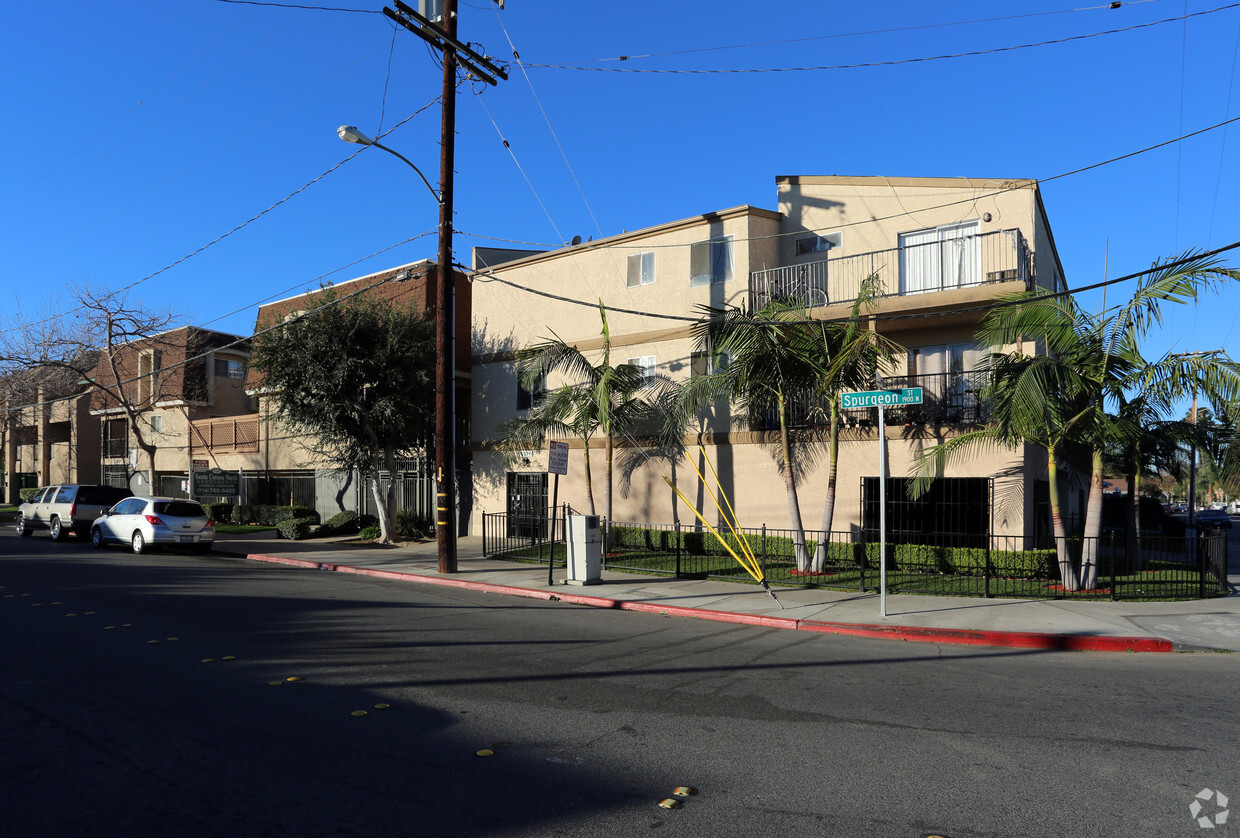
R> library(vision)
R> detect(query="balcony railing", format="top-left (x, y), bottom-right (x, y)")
top-left (750, 371), bottom-right (990, 432)
top-left (191, 415), bottom-right (260, 453)
top-left (750, 229), bottom-right (1031, 310)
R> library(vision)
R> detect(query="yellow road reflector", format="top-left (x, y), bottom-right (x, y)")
top-left (351, 710), bottom-right (368, 717)
top-left (166, 637), bottom-right (179, 641)
top-left (201, 658), bottom-right (216, 663)
top-left (658, 798), bottom-right (680, 809)
top-left (373, 703), bottom-right (390, 709)
top-left (673, 787), bottom-right (694, 797)
top-left (4, 595), bottom-right (13, 598)
top-left (65, 613), bottom-right (78, 617)
top-left (51, 601), bottom-right (62, 605)
top-left (32, 603), bottom-right (43, 607)
top-left (122, 623), bottom-right (133, 627)
top-left (147, 640), bottom-right (160, 644)
top-left (475, 749), bottom-right (494, 757)
top-left (104, 626), bottom-right (116, 630)
top-left (285, 676), bottom-right (301, 682)
top-left (221, 656), bottom-right (236, 660)
top-left (85, 611), bottom-right (96, 615)
top-left (268, 681), bottom-right (284, 686)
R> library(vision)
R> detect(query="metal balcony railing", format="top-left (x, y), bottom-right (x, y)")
top-left (749, 229), bottom-right (1031, 310)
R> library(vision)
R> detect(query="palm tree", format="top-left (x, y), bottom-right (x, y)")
top-left (917, 251), bottom-right (1240, 590)
top-left (501, 304), bottom-right (651, 525)
top-left (680, 299), bottom-right (824, 571)
top-left (806, 275), bottom-right (903, 571)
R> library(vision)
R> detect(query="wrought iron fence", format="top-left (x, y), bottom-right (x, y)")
top-left (482, 507), bottom-right (570, 566)
top-left (482, 514), bottom-right (1228, 601)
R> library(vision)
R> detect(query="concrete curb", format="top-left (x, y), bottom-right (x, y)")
top-left (236, 552), bottom-right (1174, 653)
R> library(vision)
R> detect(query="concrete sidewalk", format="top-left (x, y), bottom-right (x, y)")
top-left (212, 532), bottom-right (1240, 653)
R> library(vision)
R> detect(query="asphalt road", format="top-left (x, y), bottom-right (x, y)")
top-left (2, 531), bottom-right (1237, 837)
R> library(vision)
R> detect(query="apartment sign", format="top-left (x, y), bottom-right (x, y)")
top-left (193, 467), bottom-right (239, 496)
top-left (840, 387), bottom-right (924, 409)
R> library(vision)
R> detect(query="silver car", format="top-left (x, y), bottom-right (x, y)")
top-left (91, 496), bottom-right (216, 554)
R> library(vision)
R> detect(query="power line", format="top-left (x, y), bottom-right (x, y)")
top-left (207, 0), bottom-right (381, 12)
top-left (527, 3), bottom-right (1240, 74)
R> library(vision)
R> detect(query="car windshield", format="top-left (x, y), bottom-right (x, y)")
top-left (153, 501), bottom-right (206, 517)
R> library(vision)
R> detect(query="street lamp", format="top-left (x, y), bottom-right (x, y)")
top-left (337, 124), bottom-right (458, 574)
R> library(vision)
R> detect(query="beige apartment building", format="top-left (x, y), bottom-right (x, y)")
top-left (470, 175), bottom-right (1074, 544)
top-left (3, 366), bottom-right (101, 501)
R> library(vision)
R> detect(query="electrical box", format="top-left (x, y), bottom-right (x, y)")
top-left (566, 515), bottom-right (602, 586)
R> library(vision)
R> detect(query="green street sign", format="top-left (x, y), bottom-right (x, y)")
top-left (193, 468), bottom-right (240, 496)
top-left (840, 387), bottom-right (924, 409)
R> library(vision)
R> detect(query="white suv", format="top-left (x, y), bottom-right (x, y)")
top-left (16, 484), bottom-right (134, 541)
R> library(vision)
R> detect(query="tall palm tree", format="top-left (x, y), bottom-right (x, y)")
top-left (918, 252), bottom-right (1240, 590)
top-left (680, 299), bottom-right (824, 571)
top-left (807, 275), bottom-right (904, 571)
top-left (503, 304), bottom-right (650, 524)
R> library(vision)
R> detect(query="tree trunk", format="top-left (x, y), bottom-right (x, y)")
top-left (1047, 452), bottom-right (1079, 591)
top-left (367, 462), bottom-right (395, 543)
top-left (777, 395), bottom-right (810, 571)
top-left (1079, 449), bottom-right (1105, 590)
top-left (581, 436), bottom-right (596, 515)
top-left (810, 401), bottom-right (840, 573)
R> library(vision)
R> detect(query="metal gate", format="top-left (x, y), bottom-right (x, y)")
top-left (506, 472), bottom-right (548, 538)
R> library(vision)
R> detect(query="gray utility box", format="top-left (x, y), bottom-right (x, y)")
top-left (565, 514), bottom-right (602, 586)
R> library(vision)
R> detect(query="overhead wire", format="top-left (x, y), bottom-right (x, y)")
top-left (526, 3), bottom-right (1240, 74)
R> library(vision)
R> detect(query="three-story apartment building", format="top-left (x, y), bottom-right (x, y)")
top-left (470, 175), bottom-right (1072, 544)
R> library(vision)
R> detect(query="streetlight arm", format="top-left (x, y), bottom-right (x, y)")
top-left (370, 140), bottom-right (443, 205)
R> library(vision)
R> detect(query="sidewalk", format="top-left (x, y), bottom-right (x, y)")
top-left (213, 532), bottom-right (1240, 653)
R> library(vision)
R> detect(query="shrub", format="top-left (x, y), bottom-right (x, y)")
top-left (394, 508), bottom-right (432, 539)
top-left (944, 546), bottom-right (1059, 579)
top-left (276, 515), bottom-right (317, 541)
top-left (359, 524), bottom-right (381, 541)
top-left (202, 503), bottom-right (232, 523)
top-left (318, 509), bottom-right (361, 537)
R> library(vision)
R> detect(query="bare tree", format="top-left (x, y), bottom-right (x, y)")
top-left (0, 283), bottom-right (181, 490)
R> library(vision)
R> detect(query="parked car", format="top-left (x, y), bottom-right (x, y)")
top-left (1170, 503), bottom-right (1189, 514)
top-left (16, 484), bottom-right (134, 541)
top-left (90, 496), bottom-right (216, 554)
top-left (1197, 508), bottom-right (1233, 529)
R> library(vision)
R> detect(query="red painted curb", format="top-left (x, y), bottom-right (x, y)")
top-left (237, 552), bottom-right (1174, 652)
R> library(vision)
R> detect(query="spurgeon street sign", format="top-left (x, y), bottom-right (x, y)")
top-left (192, 468), bottom-right (239, 496)
top-left (840, 387), bottom-right (924, 409)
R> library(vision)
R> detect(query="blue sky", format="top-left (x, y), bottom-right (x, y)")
top-left (3, 0), bottom-right (1239, 414)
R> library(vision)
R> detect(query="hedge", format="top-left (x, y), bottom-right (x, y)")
top-left (276, 516), bottom-right (318, 541)
top-left (19, 488), bottom-right (41, 503)
top-left (228, 504), bottom-right (319, 527)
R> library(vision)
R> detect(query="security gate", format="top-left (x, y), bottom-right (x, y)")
top-left (506, 472), bottom-right (547, 538)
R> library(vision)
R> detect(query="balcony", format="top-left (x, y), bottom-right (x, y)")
top-left (750, 371), bottom-right (990, 432)
top-left (191, 415), bottom-right (260, 454)
top-left (750, 229), bottom-right (1031, 310)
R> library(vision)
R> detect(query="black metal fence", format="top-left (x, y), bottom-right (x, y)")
top-left (481, 512), bottom-right (1229, 601)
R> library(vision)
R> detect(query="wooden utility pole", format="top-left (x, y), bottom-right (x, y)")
top-left (383, 0), bottom-right (507, 573)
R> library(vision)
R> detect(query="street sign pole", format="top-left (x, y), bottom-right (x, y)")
top-left (878, 377), bottom-right (888, 618)
top-left (840, 386), bottom-right (924, 619)
top-left (547, 441), bottom-right (569, 585)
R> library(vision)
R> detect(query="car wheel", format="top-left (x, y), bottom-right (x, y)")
top-left (49, 517), bottom-right (64, 542)
top-left (131, 531), bottom-right (147, 555)
top-left (16, 515), bottom-right (31, 537)
top-left (91, 527), bottom-right (106, 549)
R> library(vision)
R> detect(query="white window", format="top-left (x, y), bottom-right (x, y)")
top-left (626, 251), bottom-right (655, 287)
top-left (627, 355), bottom-right (656, 389)
top-left (690, 236), bottom-right (733, 287)
top-left (910, 343), bottom-right (983, 376)
top-left (898, 221), bottom-right (981, 294)
top-left (150, 415), bottom-right (163, 434)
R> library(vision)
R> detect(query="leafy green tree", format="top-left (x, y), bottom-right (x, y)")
top-left (249, 286), bottom-right (436, 543)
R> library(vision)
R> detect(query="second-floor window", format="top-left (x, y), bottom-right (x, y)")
top-left (627, 355), bottom-right (656, 389)
top-left (516, 373), bottom-right (548, 410)
top-left (690, 236), bottom-right (733, 287)
top-left (103, 418), bottom-right (128, 458)
top-left (626, 251), bottom-right (655, 287)
top-left (214, 359), bottom-right (245, 379)
top-left (899, 221), bottom-right (981, 294)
